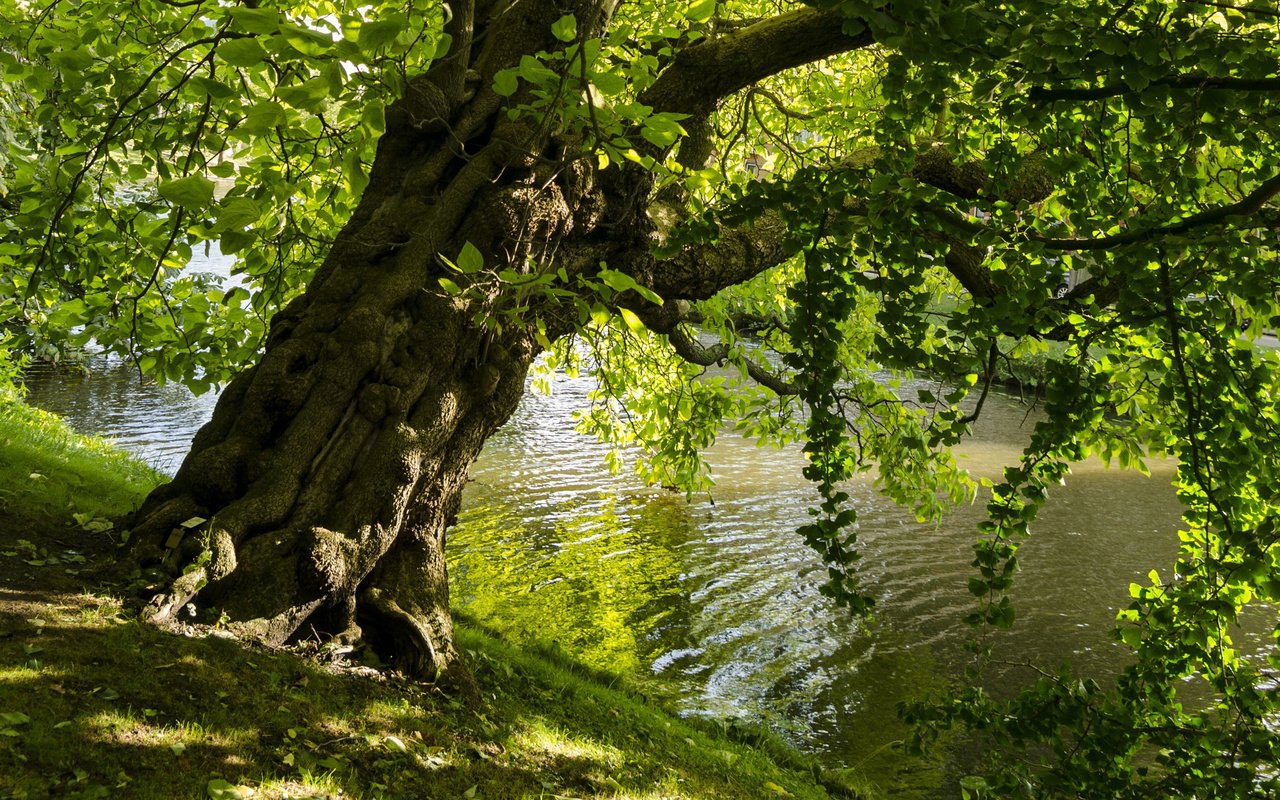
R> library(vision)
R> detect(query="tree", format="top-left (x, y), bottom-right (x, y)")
top-left (3, 0), bottom-right (1279, 794)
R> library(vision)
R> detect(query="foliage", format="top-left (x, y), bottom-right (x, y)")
top-left (0, 0), bottom-right (433, 388)
top-left (3, 0), bottom-right (1280, 795)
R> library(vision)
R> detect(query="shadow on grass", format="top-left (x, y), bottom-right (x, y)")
top-left (0, 591), bottom-right (840, 800)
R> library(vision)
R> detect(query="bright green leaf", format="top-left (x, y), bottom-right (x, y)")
top-left (493, 69), bottom-right (519, 97)
top-left (217, 38), bottom-right (268, 68)
top-left (457, 241), bottom-right (484, 274)
top-left (619, 307), bottom-right (645, 332)
top-left (551, 14), bottom-right (577, 42)
top-left (158, 176), bottom-right (215, 209)
top-left (228, 8), bottom-right (279, 34)
top-left (592, 70), bottom-right (626, 96)
top-left (686, 0), bottom-right (716, 24)
top-left (358, 16), bottom-right (407, 53)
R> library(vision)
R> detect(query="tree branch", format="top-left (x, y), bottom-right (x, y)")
top-left (646, 205), bottom-right (793, 301)
top-left (1028, 73), bottom-right (1280, 104)
top-left (641, 303), bottom-right (798, 396)
top-left (638, 8), bottom-right (874, 117)
top-left (1032, 172), bottom-right (1280, 251)
top-left (1196, 1), bottom-right (1280, 18)
top-left (646, 145), bottom-right (1053, 304)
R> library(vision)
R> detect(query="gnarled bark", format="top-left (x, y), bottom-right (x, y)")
top-left (125, 191), bottom-right (542, 681)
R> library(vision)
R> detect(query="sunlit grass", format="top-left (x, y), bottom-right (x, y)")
top-left (82, 709), bottom-right (249, 753)
top-left (511, 717), bottom-right (626, 764)
top-left (1, 586), bottom-right (855, 799)
top-left (0, 383), bottom-right (164, 523)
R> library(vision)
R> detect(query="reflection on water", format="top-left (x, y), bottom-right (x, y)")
top-left (448, 374), bottom-right (1187, 792)
top-left (22, 356), bottom-right (218, 474)
top-left (21, 356), bottom-right (1193, 796)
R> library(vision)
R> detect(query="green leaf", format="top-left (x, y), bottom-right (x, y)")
top-left (241, 100), bottom-right (288, 135)
top-left (228, 8), bottom-right (280, 34)
top-left (383, 735), bottom-right (408, 752)
top-left (597, 269), bottom-right (638, 293)
top-left (517, 54), bottom-right (558, 85)
top-left (220, 230), bottom-right (256, 255)
top-left (158, 176), bottom-right (215, 209)
top-left (49, 47), bottom-right (93, 72)
top-left (619, 307), bottom-right (645, 332)
top-left (591, 70), bottom-right (626, 97)
top-left (430, 33), bottom-right (453, 61)
top-left (493, 69), bottom-right (519, 97)
top-left (278, 23), bottom-right (333, 57)
top-left (598, 269), bottom-right (662, 304)
top-left (358, 16), bottom-right (407, 53)
top-left (361, 100), bottom-right (386, 134)
top-left (686, 0), bottom-right (716, 24)
top-left (551, 14), bottom-right (577, 42)
top-left (189, 76), bottom-right (237, 100)
top-left (214, 197), bottom-right (260, 230)
top-left (276, 78), bottom-right (330, 111)
top-left (206, 778), bottom-right (251, 799)
top-left (640, 114), bottom-right (684, 147)
top-left (457, 241), bottom-right (484, 274)
top-left (217, 38), bottom-right (268, 68)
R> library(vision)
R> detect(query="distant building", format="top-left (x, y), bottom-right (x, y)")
top-left (743, 144), bottom-right (774, 179)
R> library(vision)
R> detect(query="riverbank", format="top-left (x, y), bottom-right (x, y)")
top-left (0, 387), bottom-right (862, 800)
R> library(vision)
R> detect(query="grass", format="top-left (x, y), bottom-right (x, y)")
top-left (0, 385), bottom-right (866, 800)
top-left (0, 382), bottom-right (165, 526)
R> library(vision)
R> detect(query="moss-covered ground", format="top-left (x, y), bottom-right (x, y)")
top-left (0, 387), bottom-right (864, 800)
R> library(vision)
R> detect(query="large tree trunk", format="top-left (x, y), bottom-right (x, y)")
top-left (125, 205), bottom-right (541, 682)
top-left (123, 0), bottom-right (630, 685)
top-left (118, 0), bottom-right (856, 685)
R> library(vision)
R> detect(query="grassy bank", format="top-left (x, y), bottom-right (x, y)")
top-left (0, 384), bottom-right (165, 527)
top-left (0, 387), bottom-right (860, 800)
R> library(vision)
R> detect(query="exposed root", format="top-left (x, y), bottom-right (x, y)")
top-left (142, 566), bottom-right (207, 626)
top-left (359, 587), bottom-right (478, 700)
top-left (362, 587), bottom-right (439, 676)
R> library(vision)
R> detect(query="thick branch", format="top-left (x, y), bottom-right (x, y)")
top-left (647, 205), bottom-right (793, 301)
top-left (435, 0), bottom-right (475, 102)
top-left (638, 8), bottom-right (873, 117)
top-left (1198, 1), bottom-right (1280, 18)
top-left (641, 303), bottom-right (797, 396)
top-left (1028, 73), bottom-right (1280, 104)
top-left (943, 240), bottom-right (1001, 300)
top-left (646, 145), bottom-right (1054, 309)
top-left (1032, 172), bottom-right (1280, 251)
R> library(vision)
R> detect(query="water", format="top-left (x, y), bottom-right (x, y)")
top-left (22, 358), bottom-right (218, 474)
top-left (20, 354), bottom-right (1201, 794)
top-left (450, 370), bottom-right (1187, 793)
